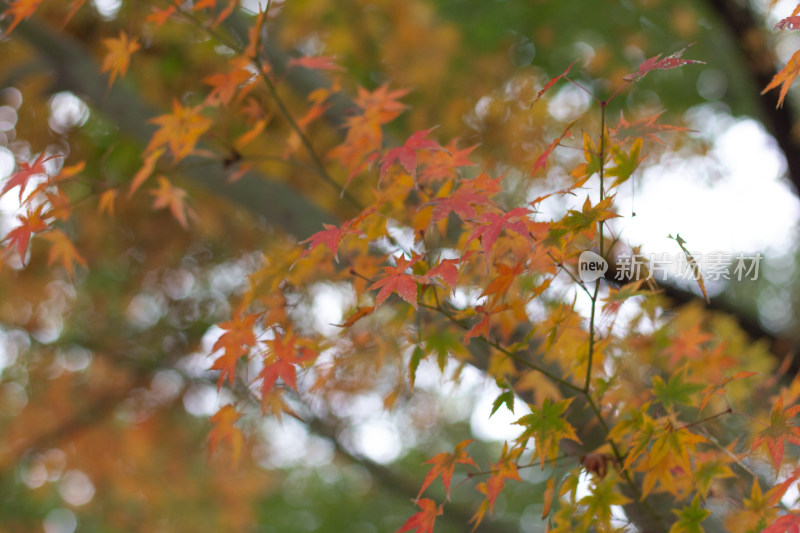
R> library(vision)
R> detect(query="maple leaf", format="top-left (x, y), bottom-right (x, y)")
top-left (469, 443), bottom-right (522, 530)
top-left (145, 5), bottom-right (176, 27)
top-left (425, 258), bottom-right (459, 289)
top-left (662, 323), bottom-right (714, 365)
top-left (150, 176), bottom-right (190, 228)
top-left (428, 186), bottom-right (493, 223)
top-left (208, 404), bottom-right (244, 466)
top-left (355, 84), bottom-right (409, 124)
top-left (578, 474), bottom-right (632, 530)
top-left (623, 44), bottom-right (705, 82)
top-left (380, 128), bottom-right (445, 185)
top-left (97, 189), bottom-right (116, 216)
top-left (481, 261), bottom-right (524, 300)
top-left (2, 0), bottom-right (43, 36)
top-left (101, 31), bottom-right (141, 89)
top-left (775, 16), bottom-right (800, 30)
top-left (416, 139), bottom-right (476, 183)
top-left (763, 49), bottom-right (800, 109)
top-left (530, 59), bottom-right (578, 107)
top-left (203, 63), bottom-right (255, 106)
top-left (558, 196), bottom-right (619, 235)
top-left (146, 100), bottom-right (213, 162)
top-left (515, 397), bottom-right (581, 468)
top-left (299, 208), bottom-right (372, 260)
top-left (211, 313), bottom-right (258, 387)
top-left (40, 229), bottom-right (87, 277)
top-left (531, 121), bottom-right (574, 176)
top-left (611, 111), bottom-right (692, 144)
top-left (763, 514), bottom-right (800, 533)
top-left (669, 233), bottom-right (709, 303)
top-left (669, 496), bottom-right (710, 533)
top-left (129, 148), bottom-right (164, 197)
top-left (466, 207), bottom-right (533, 254)
top-left (751, 397), bottom-right (800, 469)
top-left (607, 137), bottom-right (645, 188)
top-left (417, 439), bottom-right (477, 500)
top-left (4, 204), bottom-right (50, 260)
top-left (260, 330), bottom-right (316, 396)
top-left (647, 421), bottom-right (706, 477)
top-left (2, 153), bottom-right (59, 202)
top-left (396, 498), bottom-right (442, 533)
top-left (367, 254), bottom-right (426, 308)
top-left (288, 55), bottom-right (344, 71)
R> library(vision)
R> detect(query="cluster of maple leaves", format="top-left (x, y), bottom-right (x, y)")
top-left (7, 0), bottom-right (800, 532)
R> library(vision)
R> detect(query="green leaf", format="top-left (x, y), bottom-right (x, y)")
top-left (491, 390), bottom-right (515, 417)
top-left (652, 373), bottom-right (704, 410)
top-left (409, 346), bottom-right (425, 389)
top-left (669, 495), bottom-right (711, 533)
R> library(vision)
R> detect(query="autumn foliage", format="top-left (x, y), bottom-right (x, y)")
top-left (4, 1), bottom-right (800, 532)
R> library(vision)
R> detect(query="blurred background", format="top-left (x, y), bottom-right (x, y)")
top-left (1, 0), bottom-right (800, 531)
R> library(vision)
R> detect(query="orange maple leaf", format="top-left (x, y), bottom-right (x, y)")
top-left (470, 443), bottom-right (522, 530)
top-left (763, 49), bottom-right (800, 109)
top-left (417, 439), bottom-right (477, 500)
top-left (150, 176), bottom-right (190, 228)
top-left (211, 313), bottom-right (258, 387)
top-left (396, 498), bottom-right (442, 533)
top-left (208, 404), bottom-right (244, 466)
top-left (2, 0), bottom-right (43, 36)
top-left (380, 128), bottom-right (445, 185)
top-left (40, 229), bottom-right (87, 277)
top-left (752, 397), bottom-right (800, 469)
top-left (260, 330), bottom-right (316, 396)
top-left (101, 31), bottom-right (141, 89)
top-left (146, 100), bottom-right (213, 162)
top-left (203, 61), bottom-right (255, 107)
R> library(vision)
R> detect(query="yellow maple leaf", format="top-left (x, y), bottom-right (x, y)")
top-left (208, 404), bottom-right (244, 467)
top-left (762, 49), bottom-right (800, 109)
top-left (146, 101), bottom-right (213, 162)
top-left (98, 189), bottom-right (116, 216)
top-left (41, 228), bottom-right (87, 277)
top-left (100, 31), bottom-right (141, 89)
top-left (150, 176), bottom-right (190, 228)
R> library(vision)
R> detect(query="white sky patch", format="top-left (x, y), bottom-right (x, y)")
top-left (618, 117), bottom-right (799, 257)
top-left (91, 0), bottom-right (122, 20)
top-left (470, 381), bottom-right (531, 441)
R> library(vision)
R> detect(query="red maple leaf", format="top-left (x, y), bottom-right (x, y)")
top-left (752, 397), bottom-right (800, 469)
top-left (396, 498), bottom-right (442, 533)
top-left (4, 203), bottom-right (51, 260)
top-left (380, 128), bottom-right (445, 184)
top-left (530, 59), bottom-right (579, 107)
top-left (417, 439), bottom-right (477, 499)
top-left (300, 208), bottom-right (372, 260)
top-left (763, 513), bottom-right (800, 533)
top-left (425, 258), bottom-right (460, 289)
top-left (2, 153), bottom-right (59, 201)
top-left (429, 187), bottom-right (492, 222)
top-left (531, 122), bottom-right (574, 175)
top-left (466, 207), bottom-right (533, 254)
top-left (624, 45), bottom-right (705, 82)
top-left (775, 16), bottom-right (800, 30)
top-left (610, 111), bottom-right (692, 144)
top-left (368, 254), bottom-right (426, 308)
top-left (260, 330), bottom-right (316, 395)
